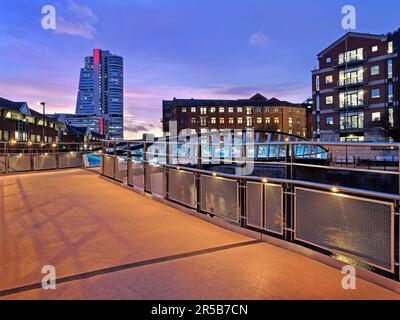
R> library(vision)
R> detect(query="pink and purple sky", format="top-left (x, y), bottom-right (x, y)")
top-left (1, 0), bottom-right (399, 138)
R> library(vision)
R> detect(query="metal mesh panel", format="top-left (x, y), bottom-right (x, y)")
top-left (200, 175), bottom-right (238, 221)
top-left (129, 161), bottom-right (144, 189)
top-left (265, 184), bottom-right (283, 234)
top-left (58, 154), bottom-right (82, 168)
top-left (168, 169), bottom-right (196, 208)
top-left (246, 182), bottom-right (262, 228)
top-left (146, 164), bottom-right (164, 197)
top-left (114, 157), bottom-right (128, 183)
top-left (102, 156), bottom-right (115, 178)
top-left (295, 188), bottom-right (394, 271)
top-left (8, 155), bottom-right (31, 172)
top-left (33, 155), bottom-right (57, 171)
top-left (0, 156), bottom-right (5, 173)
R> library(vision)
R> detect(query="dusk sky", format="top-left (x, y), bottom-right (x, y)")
top-left (1, 0), bottom-right (400, 138)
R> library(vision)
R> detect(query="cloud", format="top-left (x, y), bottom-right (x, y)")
top-left (249, 30), bottom-right (268, 46)
top-left (54, 0), bottom-right (98, 39)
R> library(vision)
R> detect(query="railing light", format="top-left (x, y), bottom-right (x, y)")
top-left (52, 143), bottom-right (57, 148)
top-left (10, 140), bottom-right (16, 145)
top-left (44, 153), bottom-right (48, 156)
top-left (212, 172), bottom-right (217, 177)
top-left (331, 187), bottom-right (339, 193)
top-left (19, 153), bottom-right (23, 157)
top-left (262, 178), bottom-right (268, 183)
top-left (177, 166), bottom-right (181, 170)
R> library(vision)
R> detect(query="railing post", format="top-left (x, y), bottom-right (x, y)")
top-left (143, 141), bottom-right (148, 193)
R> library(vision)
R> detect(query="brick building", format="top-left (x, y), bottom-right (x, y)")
top-left (312, 30), bottom-right (400, 141)
top-left (0, 97), bottom-right (58, 145)
top-left (162, 94), bottom-right (308, 138)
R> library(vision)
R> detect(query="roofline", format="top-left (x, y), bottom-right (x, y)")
top-left (317, 31), bottom-right (388, 57)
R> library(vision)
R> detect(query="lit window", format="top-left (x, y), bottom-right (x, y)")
top-left (228, 107), bottom-right (234, 113)
top-left (237, 117), bottom-right (243, 124)
top-left (288, 117), bottom-right (293, 125)
top-left (274, 107), bottom-right (279, 113)
top-left (257, 117), bottom-right (262, 124)
top-left (388, 41), bottom-right (393, 54)
top-left (265, 117), bottom-right (270, 124)
top-left (288, 129), bottom-right (293, 134)
top-left (372, 112), bottom-right (381, 122)
top-left (210, 107), bottom-right (216, 113)
top-left (326, 116), bottom-right (334, 125)
top-left (256, 107), bottom-right (262, 113)
top-left (326, 57), bottom-right (332, 63)
top-left (237, 107), bottom-right (243, 113)
top-left (229, 117), bottom-right (234, 124)
top-left (191, 118), bottom-right (196, 124)
top-left (371, 45), bottom-right (378, 52)
top-left (371, 65), bottom-right (380, 76)
top-left (219, 118), bottom-right (225, 124)
top-left (191, 107), bottom-right (196, 113)
top-left (315, 75), bottom-right (320, 91)
top-left (182, 107), bottom-right (187, 113)
top-left (219, 107), bottom-right (225, 113)
top-left (371, 88), bottom-right (381, 98)
top-left (326, 96), bottom-right (333, 104)
top-left (274, 117), bottom-right (279, 124)
top-left (211, 117), bottom-right (216, 124)
top-left (264, 107), bottom-right (270, 112)
top-left (325, 75), bottom-right (333, 84)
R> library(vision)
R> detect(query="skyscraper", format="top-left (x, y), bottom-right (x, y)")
top-left (75, 49), bottom-right (124, 140)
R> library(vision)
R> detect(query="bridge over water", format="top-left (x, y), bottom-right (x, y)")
top-left (1, 133), bottom-right (400, 299)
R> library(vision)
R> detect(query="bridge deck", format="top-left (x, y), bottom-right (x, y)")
top-left (0, 169), bottom-right (399, 300)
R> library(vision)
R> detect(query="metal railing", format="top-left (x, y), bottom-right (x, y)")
top-left (98, 138), bottom-right (400, 282)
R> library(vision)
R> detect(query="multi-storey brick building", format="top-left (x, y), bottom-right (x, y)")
top-left (162, 94), bottom-right (308, 138)
top-left (312, 30), bottom-right (400, 141)
top-left (0, 97), bottom-right (58, 144)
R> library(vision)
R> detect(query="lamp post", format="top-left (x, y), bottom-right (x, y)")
top-left (37, 102), bottom-right (45, 144)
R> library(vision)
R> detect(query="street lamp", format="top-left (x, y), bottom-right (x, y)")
top-left (37, 102), bottom-right (46, 144)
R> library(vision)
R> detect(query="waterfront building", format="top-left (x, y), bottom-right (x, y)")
top-left (162, 94), bottom-right (308, 138)
top-left (312, 29), bottom-right (400, 141)
top-left (0, 97), bottom-right (58, 144)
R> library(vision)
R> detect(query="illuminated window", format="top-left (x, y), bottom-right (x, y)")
top-left (228, 117), bottom-right (234, 124)
top-left (371, 65), bottom-right (380, 76)
top-left (182, 107), bottom-right (187, 113)
top-left (237, 117), bottom-right (243, 124)
top-left (228, 107), bottom-right (234, 113)
top-left (326, 116), bottom-right (334, 125)
top-left (372, 112), bottom-right (381, 122)
top-left (219, 107), bottom-right (225, 113)
top-left (191, 107), bottom-right (196, 113)
top-left (388, 41), bottom-right (393, 54)
top-left (326, 96), bottom-right (333, 104)
top-left (288, 117), bottom-right (293, 125)
top-left (237, 107), bottom-right (243, 113)
top-left (274, 117), bottom-right (279, 124)
top-left (265, 117), bottom-right (270, 123)
top-left (257, 117), bottom-right (262, 123)
top-left (325, 75), bottom-right (333, 84)
top-left (371, 45), bottom-right (378, 52)
top-left (210, 107), bottom-right (216, 113)
top-left (211, 117), bottom-right (216, 124)
top-left (220, 118), bottom-right (225, 124)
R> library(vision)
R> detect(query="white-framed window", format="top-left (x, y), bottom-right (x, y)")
top-left (326, 96), bottom-right (333, 104)
top-left (191, 107), bottom-right (196, 113)
top-left (228, 117), bottom-right (234, 124)
top-left (371, 88), bottom-right (381, 98)
top-left (220, 118), bottom-right (225, 124)
top-left (371, 45), bottom-right (378, 52)
top-left (219, 107), bottom-right (225, 113)
top-left (325, 75), bottom-right (333, 84)
top-left (265, 117), bottom-right (270, 123)
top-left (388, 41), bottom-right (393, 54)
top-left (288, 117), bottom-right (293, 125)
top-left (326, 116), bottom-right (334, 125)
top-left (257, 117), bottom-right (262, 124)
top-left (274, 117), bottom-right (279, 124)
top-left (182, 107), bottom-right (187, 113)
top-left (371, 65), bottom-right (380, 76)
top-left (237, 117), bottom-right (243, 124)
top-left (372, 112), bottom-right (381, 122)
top-left (191, 118), bottom-right (196, 124)
top-left (210, 107), bottom-right (216, 113)
top-left (228, 107), bottom-right (234, 113)
top-left (237, 107), bottom-right (243, 113)
top-left (326, 57), bottom-right (332, 63)
top-left (211, 117), bottom-right (216, 124)
top-left (200, 107), bottom-right (207, 115)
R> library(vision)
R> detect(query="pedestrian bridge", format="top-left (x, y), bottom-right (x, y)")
top-left (0, 168), bottom-right (399, 299)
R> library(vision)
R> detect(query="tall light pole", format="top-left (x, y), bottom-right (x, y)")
top-left (37, 102), bottom-right (45, 144)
